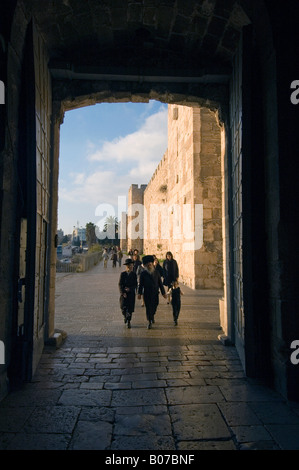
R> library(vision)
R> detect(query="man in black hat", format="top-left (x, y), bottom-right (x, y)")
top-left (138, 255), bottom-right (167, 329)
top-left (118, 258), bottom-right (137, 329)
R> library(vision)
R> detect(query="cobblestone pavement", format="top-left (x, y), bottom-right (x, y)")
top-left (1, 260), bottom-right (299, 451)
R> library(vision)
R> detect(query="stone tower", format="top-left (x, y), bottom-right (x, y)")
top-left (127, 184), bottom-right (147, 254)
top-left (119, 211), bottom-right (127, 253)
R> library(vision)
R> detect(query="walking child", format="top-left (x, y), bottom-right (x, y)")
top-left (169, 280), bottom-right (183, 326)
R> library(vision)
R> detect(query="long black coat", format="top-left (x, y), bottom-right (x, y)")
top-left (119, 270), bottom-right (137, 314)
top-left (162, 258), bottom-right (179, 287)
top-left (154, 262), bottom-right (164, 279)
top-left (152, 268), bottom-right (166, 313)
top-left (152, 269), bottom-right (166, 297)
top-left (133, 259), bottom-right (142, 273)
top-left (138, 269), bottom-right (165, 321)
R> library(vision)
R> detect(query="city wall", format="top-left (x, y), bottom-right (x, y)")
top-left (127, 105), bottom-right (223, 290)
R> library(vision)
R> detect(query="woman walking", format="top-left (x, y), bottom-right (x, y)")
top-left (162, 251), bottom-right (179, 303)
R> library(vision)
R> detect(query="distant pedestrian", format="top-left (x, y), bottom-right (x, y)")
top-left (169, 280), bottom-right (183, 326)
top-left (111, 252), bottom-right (117, 268)
top-left (118, 258), bottom-right (137, 329)
top-left (163, 251), bottom-right (179, 303)
top-left (153, 255), bottom-right (164, 279)
top-left (102, 249), bottom-right (109, 268)
top-left (117, 247), bottom-right (123, 267)
top-left (138, 255), bottom-right (167, 329)
top-left (133, 253), bottom-right (142, 274)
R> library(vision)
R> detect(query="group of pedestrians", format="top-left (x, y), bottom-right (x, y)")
top-left (102, 246), bottom-right (123, 268)
top-left (118, 251), bottom-right (183, 329)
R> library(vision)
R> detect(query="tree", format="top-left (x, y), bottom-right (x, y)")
top-left (103, 216), bottom-right (119, 243)
top-left (85, 222), bottom-right (98, 247)
top-left (61, 235), bottom-right (69, 244)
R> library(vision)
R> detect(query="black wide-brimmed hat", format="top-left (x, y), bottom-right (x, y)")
top-left (142, 255), bottom-right (154, 265)
top-left (123, 258), bottom-right (134, 265)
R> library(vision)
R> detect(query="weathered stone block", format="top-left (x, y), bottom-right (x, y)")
top-left (200, 166), bottom-right (221, 178)
top-left (203, 197), bottom-right (222, 209)
top-left (196, 252), bottom-right (218, 265)
top-left (203, 208), bottom-right (213, 219)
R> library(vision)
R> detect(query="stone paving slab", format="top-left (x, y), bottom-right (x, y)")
top-left (114, 412), bottom-right (173, 437)
top-left (111, 388), bottom-right (167, 407)
top-left (68, 420), bottom-right (113, 450)
top-left (178, 440), bottom-right (237, 450)
top-left (111, 435), bottom-right (176, 451)
top-left (23, 406), bottom-right (80, 434)
top-left (169, 403), bottom-right (231, 440)
top-left (5, 433), bottom-right (71, 450)
top-left (1, 262), bottom-right (299, 451)
top-left (58, 389), bottom-right (112, 406)
top-left (165, 385), bottom-right (225, 404)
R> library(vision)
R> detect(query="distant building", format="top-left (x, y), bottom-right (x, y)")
top-left (72, 227), bottom-right (86, 245)
top-left (57, 228), bottom-right (64, 245)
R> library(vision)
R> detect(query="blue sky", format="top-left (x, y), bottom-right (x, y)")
top-left (58, 100), bottom-right (168, 234)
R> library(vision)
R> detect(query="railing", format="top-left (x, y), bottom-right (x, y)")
top-left (77, 252), bottom-right (102, 272)
top-left (56, 251), bottom-right (102, 273)
top-left (56, 260), bottom-right (78, 273)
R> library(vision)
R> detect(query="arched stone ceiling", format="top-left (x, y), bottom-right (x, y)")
top-left (26, 0), bottom-right (251, 76)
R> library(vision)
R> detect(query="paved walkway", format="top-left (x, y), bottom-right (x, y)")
top-left (1, 260), bottom-right (299, 451)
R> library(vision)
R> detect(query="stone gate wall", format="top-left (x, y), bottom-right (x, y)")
top-left (142, 150), bottom-right (168, 259)
top-left (140, 104), bottom-right (223, 289)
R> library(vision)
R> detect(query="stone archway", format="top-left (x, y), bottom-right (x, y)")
top-left (3, 0), bottom-right (299, 402)
top-left (48, 86), bottom-right (230, 354)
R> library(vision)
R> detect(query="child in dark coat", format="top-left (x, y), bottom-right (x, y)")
top-left (169, 280), bottom-right (183, 326)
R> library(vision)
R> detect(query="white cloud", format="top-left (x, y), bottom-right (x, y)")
top-left (87, 107), bottom-right (168, 164)
top-left (129, 161), bottom-right (158, 179)
top-left (58, 106), bottom-right (168, 232)
top-left (59, 170), bottom-right (123, 204)
top-left (70, 172), bottom-right (85, 185)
